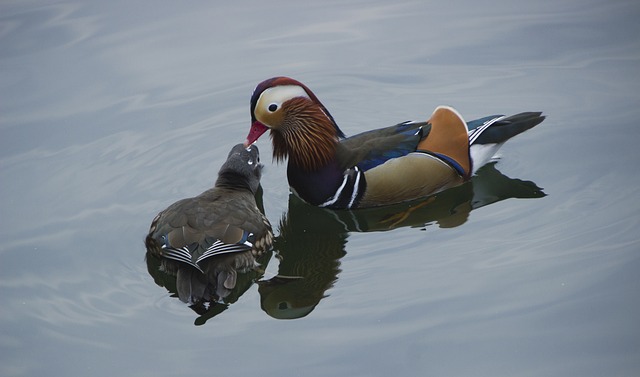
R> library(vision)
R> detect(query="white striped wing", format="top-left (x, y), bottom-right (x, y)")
top-left (160, 246), bottom-right (203, 272)
top-left (195, 239), bottom-right (253, 265)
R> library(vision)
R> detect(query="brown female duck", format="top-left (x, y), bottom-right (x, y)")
top-left (145, 144), bottom-right (273, 303)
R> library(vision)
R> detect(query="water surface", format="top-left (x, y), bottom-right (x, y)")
top-left (1, 1), bottom-right (639, 376)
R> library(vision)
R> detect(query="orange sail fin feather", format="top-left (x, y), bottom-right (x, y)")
top-left (418, 106), bottom-right (472, 178)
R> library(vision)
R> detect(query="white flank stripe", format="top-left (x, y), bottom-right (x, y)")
top-left (320, 173), bottom-right (350, 207)
top-left (347, 167), bottom-right (361, 209)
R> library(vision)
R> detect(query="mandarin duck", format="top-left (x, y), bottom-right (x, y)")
top-left (244, 76), bottom-right (545, 209)
top-left (145, 143), bottom-right (273, 304)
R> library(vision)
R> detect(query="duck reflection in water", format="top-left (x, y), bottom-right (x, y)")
top-left (259, 162), bottom-right (545, 320)
top-left (146, 160), bottom-right (544, 324)
top-left (144, 144), bottom-right (274, 325)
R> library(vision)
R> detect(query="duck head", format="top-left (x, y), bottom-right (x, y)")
top-left (216, 143), bottom-right (263, 194)
top-left (245, 77), bottom-right (346, 171)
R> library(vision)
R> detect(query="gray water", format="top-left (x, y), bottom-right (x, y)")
top-left (1, 1), bottom-right (639, 376)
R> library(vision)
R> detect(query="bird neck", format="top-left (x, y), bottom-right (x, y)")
top-left (272, 98), bottom-right (342, 172)
top-left (214, 172), bottom-right (256, 194)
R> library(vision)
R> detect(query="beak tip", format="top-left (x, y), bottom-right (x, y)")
top-left (245, 121), bottom-right (269, 148)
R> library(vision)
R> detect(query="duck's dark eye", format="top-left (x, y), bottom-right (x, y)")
top-left (268, 103), bottom-right (278, 112)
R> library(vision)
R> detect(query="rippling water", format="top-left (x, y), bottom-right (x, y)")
top-left (1, 0), bottom-right (639, 376)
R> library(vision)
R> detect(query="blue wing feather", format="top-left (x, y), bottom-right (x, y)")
top-left (341, 121), bottom-right (426, 171)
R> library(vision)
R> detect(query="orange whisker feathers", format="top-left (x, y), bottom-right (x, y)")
top-left (271, 98), bottom-right (339, 171)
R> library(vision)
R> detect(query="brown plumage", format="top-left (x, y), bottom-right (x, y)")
top-left (145, 144), bottom-right (273, 304)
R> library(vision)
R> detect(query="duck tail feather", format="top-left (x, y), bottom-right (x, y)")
top-left (470, 112), bottom-right (545, 146)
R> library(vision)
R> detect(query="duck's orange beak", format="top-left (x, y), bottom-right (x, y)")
top-left (244, 121), bottom-right (269, 147)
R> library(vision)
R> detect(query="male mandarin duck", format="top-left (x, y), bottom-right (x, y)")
top-left (244, 76), bottom-right (545, 209)
top-left (145, 144), bottom-right (273, 304)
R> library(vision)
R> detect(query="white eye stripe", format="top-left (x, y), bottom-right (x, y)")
top-left (258, 85), bottom-right (310, 111)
